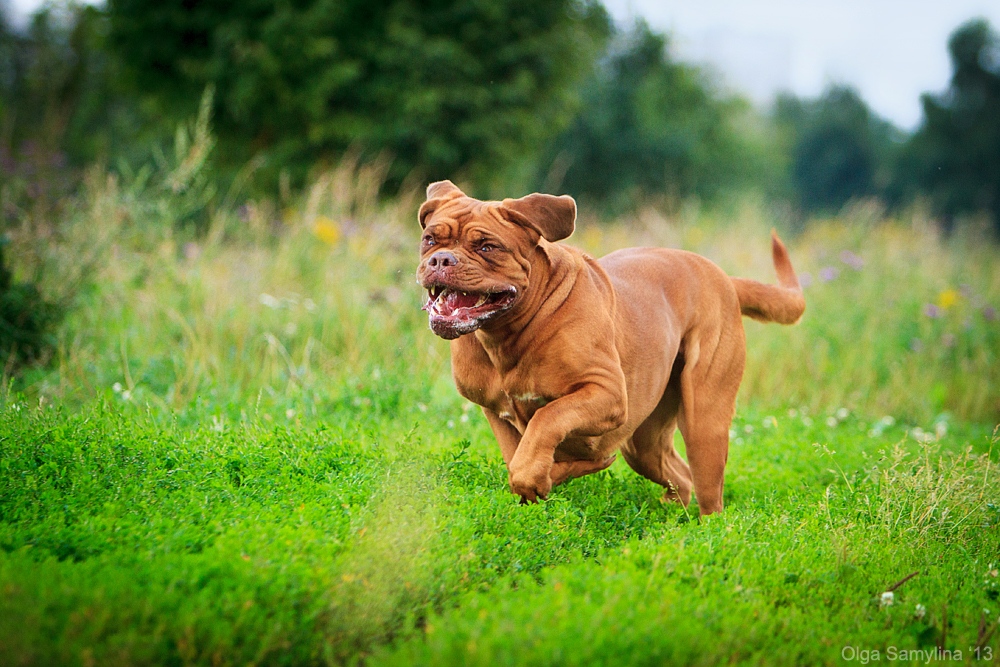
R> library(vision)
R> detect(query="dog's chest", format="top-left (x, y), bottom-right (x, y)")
top-left (457, 369), bottom-right (551, 433)
top-left (494, 388), bottom-right (550, 433)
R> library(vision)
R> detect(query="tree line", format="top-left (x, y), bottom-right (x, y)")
top-left (1, 0), bottom-right (999, 234)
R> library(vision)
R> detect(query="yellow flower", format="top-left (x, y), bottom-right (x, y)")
top-left (313, 216), bottom-right (340, 245)
top-left (937, 289), bottom-right (959, 311)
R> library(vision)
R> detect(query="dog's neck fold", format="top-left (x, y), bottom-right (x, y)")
top-left (473, 240), bottom-right (583, 367)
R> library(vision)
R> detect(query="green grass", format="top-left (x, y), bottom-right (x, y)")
top-left (1, 157), bottom-right (999, 664)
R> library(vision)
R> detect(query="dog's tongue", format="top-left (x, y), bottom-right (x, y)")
top-left (440, 290), bottom-right (480, 315)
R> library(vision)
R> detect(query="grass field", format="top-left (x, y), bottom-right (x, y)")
top-left (1, 159), bottom-right (999, 665)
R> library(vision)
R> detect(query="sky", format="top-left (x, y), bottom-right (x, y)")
top-left (602, 0), bottom-right (1000, 130)
top-left (7, 0), bottom-right (1000, 131)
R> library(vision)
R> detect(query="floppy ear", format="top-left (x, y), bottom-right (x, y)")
top-left (500, 193), bottom-right (577, 242)
top-left (418, 180), bottom-right (465, 228)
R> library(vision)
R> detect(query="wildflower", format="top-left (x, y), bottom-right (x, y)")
top-left (112, 382), bottom-right (123, 393)
top-left (819, 267), bottom-right (839, 282)
top-left (826, 416), bottom-right (839, 427)
top-left (743, 424), bottom-right (754, 434)
top-left (881, 591), bottom-right (895, 607)
top-left (121, 390), bottom-right (132, 401)
top-left (286, 409), bottom-right (295, 419)
top-left (835, 407), bottom-right (849, 420)
top-left (839, 250), bottom-right (864, 270)
top-left (259, 293), bottom-right (281, 309)
top-left (915, 603), bottom-right (926, 619)
top-left (941, 333), bottom-right (956, 348)
top-left (937, 289), bottom-right (960, 310)
top-left (985, 306), bottom-right (997, 322)
top-left (922, 303), bottom-right (941, 318)
top-left (313, 216), bottom-right (341, 245)
top-left (909, 338), bottom-right (923, 352)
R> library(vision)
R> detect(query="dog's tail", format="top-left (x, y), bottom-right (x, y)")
top-left (730, 230), bottom-right (805, 325)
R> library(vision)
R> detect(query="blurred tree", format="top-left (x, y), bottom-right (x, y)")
top-left (0, 3), bottom-right (139, 167)
top-left (537, 21), bottom-right (772, 211)
top-left (107, 0), bottom-right (610, 190)
top-left (774, 85), bottom-right (899, 214)
top-left (896, 18), bottom-right (1000, 234)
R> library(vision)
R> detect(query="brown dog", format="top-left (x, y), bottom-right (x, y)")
top-left (416, 181), bottom-right (805, 515)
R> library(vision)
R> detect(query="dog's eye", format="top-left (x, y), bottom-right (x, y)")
top-left (479, 243), bottom-right (499, 253)
top-left (422, 235), bottom-right (435, 247)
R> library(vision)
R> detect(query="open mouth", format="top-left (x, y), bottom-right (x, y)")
top-left (422, 285), bottom-right (517, 339)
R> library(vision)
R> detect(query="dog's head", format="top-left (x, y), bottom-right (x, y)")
top-left (416, 180), bottom-right (576, 340)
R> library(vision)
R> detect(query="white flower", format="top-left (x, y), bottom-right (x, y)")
top-left (915, 603), bottom-right (926, 619)
top-left (112, 382), bottom-right (123, 393)
top-left (826, 416), bottom-right (839, 427)
top-left (880, 591), bottom-right (895, 607)
top-left (836, 408), bottom-right (850, 420)
top-left (121, 390), bottom-right (132, 401)
top-left (259, 293), bottom-right (281, 308)
top-left (286, 409), bottom-right (295, 419)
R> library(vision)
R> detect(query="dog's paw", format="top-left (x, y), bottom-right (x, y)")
top-left (508, 463), bottom-right (553, 504)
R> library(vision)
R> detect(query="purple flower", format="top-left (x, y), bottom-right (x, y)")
top-left (960, 284), bottom-right (974, 298)
top-left (839, 250), bottom-right (864, 270)
top-left (819, 267), bottom-right (839, 282)
top-left (799, 272), bottom-right (813, 288)
top-left (909, 338), bottom-right (923, 352)
top-left (941, 333), bottom-right (956, 348)
top-left (923, 303), bottom-right (941, 318)
top-left (985, 306), bottom-right (997, 322)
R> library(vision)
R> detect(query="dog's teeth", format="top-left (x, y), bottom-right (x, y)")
top-left (475, 294), bottom-right (487, 307)
top-left (461, 291), bottom-right (469, 297)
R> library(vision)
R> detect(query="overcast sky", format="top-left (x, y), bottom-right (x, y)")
top-left (8, 0), bottom-right (1000, 130)
top-left (602, 0), bottom-right (1000, 130)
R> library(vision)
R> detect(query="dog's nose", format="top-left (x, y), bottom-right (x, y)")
top-left (428, 251), bottom-right (458, 268)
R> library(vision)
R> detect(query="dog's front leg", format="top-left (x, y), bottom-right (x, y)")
top-left (481, 407), bottom-right (521, 465)
top-left (507, 384), bottom-right (626, 503)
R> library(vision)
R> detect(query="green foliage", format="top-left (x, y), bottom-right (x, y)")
top-left (106, 0), bottom-right (611, 190)
top-left (0, 240), bottom-right (61, 368)
top-left (774, 86), bottom-right (900, 214)
top-left (540, 21), bottom-right (772, 211)
top-left (1, 400), bottom-right (996, 664)
top-left (897, 19), bottom-right (1000, 235)
top-left (0, 154), bottom-right (997, 663)
top-left (0, 3), bottom-right (141, 167)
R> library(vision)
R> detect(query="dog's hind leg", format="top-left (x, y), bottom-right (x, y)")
top-left (621, 382), bottom-right (693, 506)
top-left (676, 327), bottom-right (745, 516)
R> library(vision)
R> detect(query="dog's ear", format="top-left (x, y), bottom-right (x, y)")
top-left (500, 193), bottom-right (576, 242)
top-left (418, 180), bottom-right (465, 228)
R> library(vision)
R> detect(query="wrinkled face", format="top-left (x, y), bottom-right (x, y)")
top-left (416, 198), bottom-right (534, 340)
